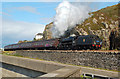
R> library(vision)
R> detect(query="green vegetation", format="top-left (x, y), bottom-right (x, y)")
top-left (1, 51), bottom-right (23, 57)
top-left (2, 51), bottom-right (14, 55)
top-left (18, 40), bottom-right (32, 43)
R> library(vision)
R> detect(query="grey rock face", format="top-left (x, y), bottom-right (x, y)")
top-left (93, 18), bottom-right (98, 24)
top-left (99, 17), bottom-right (104, 20)
top-left (77, 28), bottom-right (88, 35)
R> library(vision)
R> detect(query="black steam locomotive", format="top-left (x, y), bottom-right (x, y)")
top-left (4, 35), bottom-right (102, 51)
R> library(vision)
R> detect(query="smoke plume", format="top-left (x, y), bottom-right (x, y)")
top-left (51, 1), bottom-right (90, 38)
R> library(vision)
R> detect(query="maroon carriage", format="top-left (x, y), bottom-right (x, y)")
top-left (4, 39), bottom-right (60, 51)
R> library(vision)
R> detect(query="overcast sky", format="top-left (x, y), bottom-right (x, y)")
top-left (0, 0), bottom-right (119, 48)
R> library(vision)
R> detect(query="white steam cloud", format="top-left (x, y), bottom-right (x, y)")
top-left (51, 1), bottom-right (90, 38)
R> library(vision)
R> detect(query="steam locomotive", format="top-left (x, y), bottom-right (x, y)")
top-left (4, 35), bottom-right (102, 51)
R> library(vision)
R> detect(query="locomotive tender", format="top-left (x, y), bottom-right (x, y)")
top-left (4, 35), bottom-right (102, 51)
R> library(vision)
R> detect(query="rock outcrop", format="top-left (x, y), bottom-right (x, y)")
top-left (43, 22), bottom-right (53, 40)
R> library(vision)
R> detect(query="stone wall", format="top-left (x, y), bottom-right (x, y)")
top-left (13, 50), bottom-right (120, 71)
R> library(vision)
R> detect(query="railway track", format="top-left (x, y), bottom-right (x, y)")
top-left (14, 50), bottom-right (120, 53)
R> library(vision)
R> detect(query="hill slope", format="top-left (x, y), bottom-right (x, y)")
top-left (43, 3), bottom-right (120, 49)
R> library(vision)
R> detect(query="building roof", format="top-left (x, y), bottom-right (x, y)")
top-left (36, 33), bottom-right (43, 35)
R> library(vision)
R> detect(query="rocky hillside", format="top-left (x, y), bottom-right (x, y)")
top-left (43, 22), bottom-right (53, 40)
top-left (43, 3), bottom-right (120, 49)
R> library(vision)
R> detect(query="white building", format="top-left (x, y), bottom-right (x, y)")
top-left (35, 33), bottom-right (43, 40)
